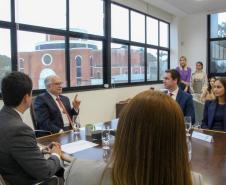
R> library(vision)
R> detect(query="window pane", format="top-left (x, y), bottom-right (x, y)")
top-left (111, 4), bottom-right (129, 40)
top-left (111, 43), bottom-right (128, 84)
top-left (15, 0), bottom-right (66, 29)
top-left (160, 21), bottom-right (169, 48)
top-left (0, 28), bottom-right (11, 91)
top-left (211, 12), bottom-right (226, 38)
top-left (147, 17), bottom-right (158, 45)
top-left (131, 11), bottom-right (145, 43)
top-left (0, 0), bottom-right (10, 21)
top-left (147, 48), bottom-right (157, 81)
top-left (70, 39), bottom-right (103, 86)
top-left (159, 50), bottom-right (168, 80)
top-left (131, 46), bottom-right (145, 82)
top-left (210, 40), bottom-right (226, 73)
top-left (70, 0), bottom-right (104, 36)
top-left (17, 31), bottom-right (66, 89)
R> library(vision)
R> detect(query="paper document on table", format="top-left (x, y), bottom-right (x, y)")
top-left (61, 140), bottom-right (98, 154)
top-left (192, 131), bottom-right (213, 143)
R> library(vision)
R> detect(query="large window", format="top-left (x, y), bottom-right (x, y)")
top-left (15, 0), bottom-right (66, 29)
top-left (111, 3), bottom-right (169, 85)
top-left (17, 31), bottom-right (66, 89)
top-left (111, 4), bottom-right (129, 40)
top-left (0, 28), bottom-right (11, 91)
top-left (70, 39), bottom-right (103, 86)
top-left (209, 12), bottom-right (226, 74)
top-left (70, 0), bottom-right (104, 36)
top-left (0, 0), bottom-right (11, 22)
top-left (111, 43), bottom-right (128, 84)
top-left (0, 1), bottom-right (170, 93)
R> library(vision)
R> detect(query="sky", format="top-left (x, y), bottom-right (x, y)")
top-left (1, 0), bottom-right (169, 56)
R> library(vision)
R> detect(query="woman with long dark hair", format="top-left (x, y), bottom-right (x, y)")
top-left (200, 76), bottom-right (216, 102)
top-left (202, 77), bottom-right (226, 131)
top-left (65, 91), bottom-right (203, 185)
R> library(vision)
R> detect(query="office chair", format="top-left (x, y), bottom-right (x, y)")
top-left (30, 98), bottom-right (52, 137)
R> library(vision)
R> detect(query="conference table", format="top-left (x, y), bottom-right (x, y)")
top-left (37, 119), bottom-right (226, 185)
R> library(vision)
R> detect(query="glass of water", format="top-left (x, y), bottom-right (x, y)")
top-left (72, 115), bottom-right (80, 136)
top-left (102, 125), bottom-right (111, 150)
top-left (184, 116), bottom-right (192, 136)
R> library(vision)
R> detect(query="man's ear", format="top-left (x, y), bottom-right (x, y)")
top-left (23, 93), bottom-right (31, 105)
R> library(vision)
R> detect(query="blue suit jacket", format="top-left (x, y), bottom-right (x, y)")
top-left (34, 92), bottom-right (78, 133)
top-left (176, 88), bottom-right (196, 123)
top-left (201, 100), bottom-right (226, 131)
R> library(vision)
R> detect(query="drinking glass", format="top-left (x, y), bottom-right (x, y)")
top-left (72, 115), bottom-right (80, 137)
top-left (102, 125), bottom-right (111, 150)
top-left (184, 116), bottom-right (192, 136)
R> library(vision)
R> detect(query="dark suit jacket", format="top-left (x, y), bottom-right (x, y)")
top-left (176, 88), bottom-right (196, 123)
top-left (34, 92), bottom-right (78, 133)
top-left (0, 106), bottom-right (61, 185)
top-left (201, 100), bottom-right (226, 131)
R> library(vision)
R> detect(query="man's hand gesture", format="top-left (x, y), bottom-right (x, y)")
top-left (72, 94), bottom-right (81, 109)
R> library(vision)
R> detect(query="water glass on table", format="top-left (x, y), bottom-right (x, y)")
top-left (184, 116), bottom-right (192, 161)
top-left (184, 116), bottom-right (192, 136)
top-left (102, 125), bottom-right (111, 150)
top-left (72, 116), bottom-right (80, 136)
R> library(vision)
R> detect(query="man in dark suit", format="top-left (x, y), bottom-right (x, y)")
top-left (0, 72), bottom-right (62, 185)
top-left (34, 75), bottom-right (81, 133)
top-left (163, 69), bottom-right (195, 123)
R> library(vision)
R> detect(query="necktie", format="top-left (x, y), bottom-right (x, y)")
top-left (169, 92), bottom-right (173, 97)
top-left (56, 97), bottom-right (73, 128)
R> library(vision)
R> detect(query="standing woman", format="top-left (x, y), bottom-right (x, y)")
top-left (200, 77), bottom-right (216, 102)
top-left (64, 91), bottom-right (203, 185)
top-left (201, 78), bottom-right (226, 131)
top-left (191, 61), bottom-right (207, 94)
top-left (176, 56), bottom-right (192, 93)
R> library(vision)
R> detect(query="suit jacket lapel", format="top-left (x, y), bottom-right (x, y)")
top-left (176, 89), bottom-right (182, 104)
top-left (46, 93), bottom-right (63, 117)
top-left (208, 102), bottom-right (217, 128)
top-left (224, 105), bottom-right (226, 130)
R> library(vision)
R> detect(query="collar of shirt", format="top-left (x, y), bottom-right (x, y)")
top-left (168, 87), bottom-right (179, 100)
top-left (47, 91), bottom-right (59, 100)
top-left (13, 108), bottom-right (23, 120)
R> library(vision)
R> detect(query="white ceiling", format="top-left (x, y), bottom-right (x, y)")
top-left (143, 0), bottom-right (226, 16)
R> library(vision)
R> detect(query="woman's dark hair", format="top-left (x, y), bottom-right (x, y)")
top-left (215, 77), bottom-right (226, 102)
top-left (196, 61), bottom-right (203, 68)
top-left (207, 77), bottom-right (216, 93)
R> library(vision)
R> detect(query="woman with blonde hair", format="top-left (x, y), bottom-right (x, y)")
top-left (176, 56), bottom-right (192, 93)
top-left (65, 91), bottom-right (203, 185)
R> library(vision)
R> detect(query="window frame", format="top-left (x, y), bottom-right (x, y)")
top-left (208, 14), bottom-right (226, 76)
top-left (0, 0), bottom-right (170, 95)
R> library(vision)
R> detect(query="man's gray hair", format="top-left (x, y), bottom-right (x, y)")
top-left (44, 75), bottom-right (56, 89)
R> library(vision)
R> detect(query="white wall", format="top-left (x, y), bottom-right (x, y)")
top-left (178, 14), bottom-right (207, 72)
top-left (0, 84), bottom-right (163, 129)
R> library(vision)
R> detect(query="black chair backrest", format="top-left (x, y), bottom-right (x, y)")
top-left (30, 98), bottom-right (38, 130)
top-left (30, 98), bottom-right (52, 137)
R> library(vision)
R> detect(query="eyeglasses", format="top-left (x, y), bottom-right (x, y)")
top-left (52, 82), bottom-right (63, 86)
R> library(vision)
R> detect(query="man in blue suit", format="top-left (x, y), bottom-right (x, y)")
top-left (163, 69), bottom-right (195, 123)
top-left (34, 75), bottom-right (81, 133)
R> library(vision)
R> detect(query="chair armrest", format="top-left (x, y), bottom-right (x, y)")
top-left (34, 130), bottom-right (52, 137)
